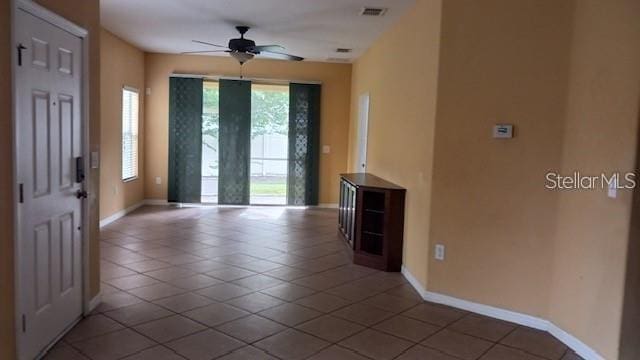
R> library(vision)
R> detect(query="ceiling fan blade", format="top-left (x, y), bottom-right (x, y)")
top-left (192, 40), bottom-right (228, 48)
top-left (258, 51), bottom-right (304, 61)
top-left (180, 50), bottom-right (228, 54)
top-left (251, 45), bottom-right (285, 52)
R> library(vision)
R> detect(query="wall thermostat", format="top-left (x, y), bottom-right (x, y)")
top-left (493, 124), bottom-right (513, 139)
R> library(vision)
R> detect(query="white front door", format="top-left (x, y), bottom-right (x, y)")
top-left (356, 93), bottom-right (370, 172)
top-left (15, 9), bottom-right (84, 360)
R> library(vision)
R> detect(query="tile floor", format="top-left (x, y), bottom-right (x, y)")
top-left (44, 206), bottom-right (584, 360)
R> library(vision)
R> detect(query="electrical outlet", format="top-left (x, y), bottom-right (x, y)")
top-left (112, 186), bottom-right (118, 195)
top-left (322, 145), bottom-right (331, 154)
top-left (155, 176), bottom-right (162, 185)
top-left (434, 244), bottom-right (445, 261)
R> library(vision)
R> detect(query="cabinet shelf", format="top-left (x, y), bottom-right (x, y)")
top-left (364, 209), bottom-right (385, 214)
top-left (362, 230), bottom-right (384, 237)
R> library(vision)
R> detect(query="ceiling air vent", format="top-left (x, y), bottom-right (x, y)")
top-left (336, 48), bottom-right (352, 53)
top-left (360, 7), bottom-right (387, 16)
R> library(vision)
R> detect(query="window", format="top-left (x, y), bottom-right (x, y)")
top-left (122, 87), bottom-right (139, 181)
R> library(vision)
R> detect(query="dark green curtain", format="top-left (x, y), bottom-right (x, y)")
top-left (287, 83), bottom-right (321, 205)
top-left (168, 77), bottom-right (203, 203)
top-left (218, 79), bottom-right (251, 205)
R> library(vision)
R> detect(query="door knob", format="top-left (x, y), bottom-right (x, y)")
top-left (75, 190), bottom-right (88, 199)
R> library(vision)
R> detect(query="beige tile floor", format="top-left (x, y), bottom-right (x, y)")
top-left (44, 206), bottom-right (584, 360)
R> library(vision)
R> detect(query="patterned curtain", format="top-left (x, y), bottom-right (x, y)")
top-left (287, 83), bottom-right (321, 205)
top-left (218, 79), bottom-right (251, 205)
top-left (168, 77), bottom-right (203, 203)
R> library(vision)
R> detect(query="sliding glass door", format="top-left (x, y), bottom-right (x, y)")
top-left (170, 77), bottom-right (319, 206)
top-left (250, 84), bottom-right (289, 205)
top-left (201, 81), bottom-right (219, 203)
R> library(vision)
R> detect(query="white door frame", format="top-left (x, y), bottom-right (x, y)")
top-left (356, 92), bottom-right (370, 172)
top-left (11, 0), bottom-right (91, 358)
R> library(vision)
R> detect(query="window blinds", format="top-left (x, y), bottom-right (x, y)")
top-left (122, 87), bottom-right (139, 180)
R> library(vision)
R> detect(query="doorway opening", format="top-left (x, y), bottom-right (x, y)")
top-left (200, 81), bottom-right (289, 205)
top-left (250, 83), bottom-right (289, 205)
top-left (356, 92), bottom-right (369, 172)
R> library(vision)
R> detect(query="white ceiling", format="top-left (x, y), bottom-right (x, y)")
top-left (100, 0), bottom-right (415, 62)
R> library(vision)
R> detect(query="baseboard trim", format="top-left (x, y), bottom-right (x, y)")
top-left (140, 199), bottom-right (338, 208)
top-left (99, 202), bottom-right (145, 228)
top-left (144, 199), bottom-right (169, 206)
top-left (547, 323), bottom-right (604, 360)
top-left (86, 291), bottom-right (102, 314)
top-left (400, 265), bottom-right (429, 298)
top-left (400, 266), bottom-right (604, 360)
top-left (423, 290), bottom-right (550, 331)
top-left (317, 203), bottom-right (338, 208)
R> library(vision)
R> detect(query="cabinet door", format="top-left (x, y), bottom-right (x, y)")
top-left (348, 184), bottom-right (356, 243)
top-left (338, 180), bottom-right (344, 231)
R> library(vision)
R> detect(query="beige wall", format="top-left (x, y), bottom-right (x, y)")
top-left (144, 54), bottom-right (352, 204)
top-left (548, 1), bottom-right (640, 358)
top-left (349, 0), bottom-right (640, 358)
top-left (0, 1), bottom-right (101, 359)
top-left (100, 29), bottom-right (146, 219)
top-left (428, 0), bottom-right (573, 318)
top-left (347, 0), bottom-right (442, 286)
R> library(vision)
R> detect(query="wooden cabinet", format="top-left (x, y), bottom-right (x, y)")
top-left (338, 173), bottom-right (406, 271)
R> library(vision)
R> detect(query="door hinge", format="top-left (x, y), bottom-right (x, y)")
top-left (22, 314), bottom-right (26, 332)
top-left (18, 183), bottom-right (24, 203)
top-left (17, 43), bottom-right (27, 67)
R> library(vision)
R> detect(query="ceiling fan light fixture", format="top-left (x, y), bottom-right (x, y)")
top-left (189, 26), bottom-right (303, 64)
top-left (230, 51), bottom-right (254, 65)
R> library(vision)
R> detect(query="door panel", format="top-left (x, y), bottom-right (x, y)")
top-left (30, 37), bottom-right (49, 69)
top-left (16, 9), bottom-right (84, 360)
top-left (59, 212), bottom-right (75, 293)
top-left (33, 91), bottom-right (51, 197)
top-left (34, 221), bottom-right (52, 312)
top-left (58, 96), bottom-right (74, 189)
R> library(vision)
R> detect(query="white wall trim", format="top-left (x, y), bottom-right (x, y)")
top-left (99, 202), bottom-right (144, 228)
top-left (144, 199), bottom-right (170, 206)
top-left (16, 0), bottom-right (88, 37)
top-left (423, 290), bottom-right (550, 331)
top-left (400, 266), bottom-right (604, 360)
top-left (547, 324), bottom-right (605, 360)
top-left (85, 291), bottom-right (102, 314)
top-left (140, 199), bottom-right (338, 208)
top-left (317, 203), bottom-right (338, 209)
top-left (400, 265), bottom-right (429, 298)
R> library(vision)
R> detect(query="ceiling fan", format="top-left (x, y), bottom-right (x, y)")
top-left (182, 26), bottom-right (304, 65)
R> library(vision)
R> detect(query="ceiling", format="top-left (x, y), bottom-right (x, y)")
top-left (100, 0), bottom-right (415, 62)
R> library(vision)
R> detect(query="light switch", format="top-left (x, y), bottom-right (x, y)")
top-left (434, 244), bottom-right (445, 261)
top-left (146, 87), bottom-right (151, 96)
top-left (155, 176), bottom-right (162, 185)
top-left (90, 151), bottom-right (100, 169)
top-left (322, 145), bottom-right (331, 154)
